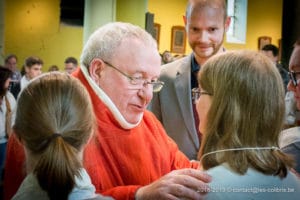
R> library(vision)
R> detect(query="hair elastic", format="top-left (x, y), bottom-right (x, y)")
top-left (51, 133), bottom-right (62, 140)
top-left (36, 133), bottom-right (63, 151)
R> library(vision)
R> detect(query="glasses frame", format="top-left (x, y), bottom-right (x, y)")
top-left (192, 87), bottom-right (211, 103)
top-left (288, 71), bottom-right (300, 86)
top-left (103, 60), bottom-right (164, 92)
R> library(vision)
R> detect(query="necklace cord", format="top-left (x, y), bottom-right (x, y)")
top-left (199, 146), bottom-right (280, 163)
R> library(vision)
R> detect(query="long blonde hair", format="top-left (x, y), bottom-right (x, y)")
top-left (14, 72), bottom-right (95, 200)
top-left (198, 50), bottom-right (294, 178)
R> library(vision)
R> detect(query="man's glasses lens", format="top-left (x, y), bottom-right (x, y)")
top-left (103, 60), bottom-right (164, 92)
top-left (153, 82), bottom-right (164, 92)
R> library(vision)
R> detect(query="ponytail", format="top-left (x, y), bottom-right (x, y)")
top-left (34, 136), bottom-right (82, 200)
top-left (14, 73), bottom-right (94, 199)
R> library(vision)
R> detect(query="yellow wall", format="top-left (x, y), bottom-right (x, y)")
top-left (3, 0), bottom-right (283, 70)
top-left (117, 0), bottom-right (147, 27)
top-left (225, 0), bottom-right (283, 51)
top-left (148, 0), bottom-right (187, 54)
top-left (4, 0), bottom-right (83, 71)
top-left (148, 0), bottom-right (283, 54)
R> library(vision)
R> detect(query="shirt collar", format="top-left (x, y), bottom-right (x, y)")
top-left (80, 65), bottom-right (142, 130)
top-left (191, 53), bottom-right (200, 73)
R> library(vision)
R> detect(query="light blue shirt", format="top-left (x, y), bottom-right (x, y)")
top-left (204, 164), bottom-right (300, 200)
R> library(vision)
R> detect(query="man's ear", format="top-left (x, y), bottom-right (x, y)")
top-left (224, 16), bottom-right (231, 32)
top-left (88, 58), bottom-right (105, 85)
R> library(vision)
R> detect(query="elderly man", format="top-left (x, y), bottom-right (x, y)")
top-left (3, 22), bottom-right (211, 200)
top-left (77, 22), bottom-right (210, 199)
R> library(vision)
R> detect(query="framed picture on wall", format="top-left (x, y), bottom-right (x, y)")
top-left (258, 36), bottom-right (272, 50)
top-left (153, 23), bottom-right (160, 49)
top-left (171, 26), bottom-right (186, 54)
top-left (278, 38), bottom-right (282, 61)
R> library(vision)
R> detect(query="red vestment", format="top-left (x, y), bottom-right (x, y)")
top-left (73, 69), bottom-right (198, 199)
top-left (3, 68), bottom-right (198, 200)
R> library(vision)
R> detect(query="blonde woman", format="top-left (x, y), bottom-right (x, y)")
top-left (12, 72), bottom-right (112, 200)
top-left (195, 50), bottom-right (300, 199)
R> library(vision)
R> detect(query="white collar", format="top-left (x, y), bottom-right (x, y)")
top-left (80, 66), bottom-right (142, 129)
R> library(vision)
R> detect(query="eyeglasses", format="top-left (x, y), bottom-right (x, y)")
top-left (103, 61), bottom-right (164, 92)
top-left (288, 71), bottom-right (300, 86)
top-left (192, 87), bottom-right (211, 103)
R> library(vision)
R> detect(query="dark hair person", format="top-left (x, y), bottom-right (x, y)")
top-left (0, 66), bottom-right (16, 190)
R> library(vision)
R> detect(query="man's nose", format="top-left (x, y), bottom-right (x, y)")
top-left (138, 84), bottom-right (153, 104)
top-left (197, 31), bottom-right (209, 42)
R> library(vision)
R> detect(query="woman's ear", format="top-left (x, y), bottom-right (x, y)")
top-left (88, 59), bottom-right (105, 85)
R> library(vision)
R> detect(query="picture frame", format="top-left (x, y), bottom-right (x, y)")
top-left (153, 23), bottom-right (161, 49)
top-left (171, 26), bottom-right (186, 54)
top-left (278, 38), bottom-right (282, 61)
top-left (258, 36), bottom-right (272, 50)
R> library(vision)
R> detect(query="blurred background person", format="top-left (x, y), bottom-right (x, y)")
top-left (10, 56), bottom-right (43, 99)
top-left (161, 50), bottom-right (174, 64)
top-left (261, 44), bottom-right (296, 128)
top-left (0, 66), bottom-right (16, 198)
top-left (64, 57), bottom-right (78, 74)
top-left (261, 44), bottom-right (289, 92)
top-left (47, 65), bottom-right (59, 72)
top-left (4, 54), bottom-right (21, 91)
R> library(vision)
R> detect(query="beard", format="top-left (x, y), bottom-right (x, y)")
top-left (192, 36), bottom-right (224, 60)
top-left (189, 30), bottom-right (226, 64)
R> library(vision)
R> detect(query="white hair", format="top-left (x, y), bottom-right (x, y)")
top-left (80, 22), bottom-right (157, 69)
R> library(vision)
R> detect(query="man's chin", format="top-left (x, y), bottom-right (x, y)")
top-left (125, 113), bottom-right (144, 125)
top-left (195, 51), bottom-right (214, 59)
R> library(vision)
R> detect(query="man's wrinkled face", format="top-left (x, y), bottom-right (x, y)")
top-left (97, 39), bottom-right (161, 124)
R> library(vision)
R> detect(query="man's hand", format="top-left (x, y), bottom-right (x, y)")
top-left (135, 168), bottom-right (211, 200)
